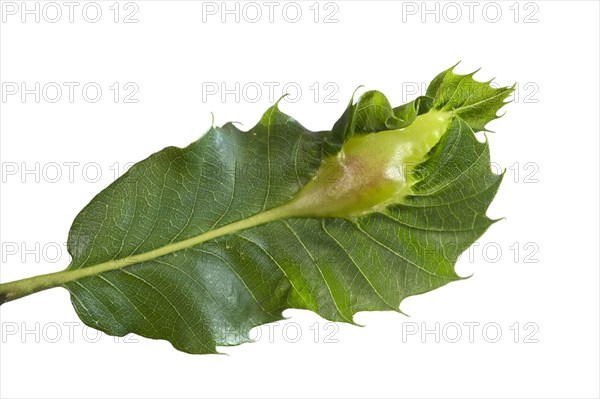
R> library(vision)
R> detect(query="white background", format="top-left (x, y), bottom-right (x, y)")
top-left (0, 1), bottom-right (598, 398)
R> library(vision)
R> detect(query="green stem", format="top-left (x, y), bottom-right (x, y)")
top-left (0, 204), bottom-right (292, 306)
top-left (0, 268), bottom-right (81, 305)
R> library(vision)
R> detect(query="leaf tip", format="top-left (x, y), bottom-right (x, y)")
top-left (274, 93), bottom-right (290, 108)
top-left (350, 85), bottom-right (365, 104)
top-left (449, 60), bottom-right (462, 72)
top-left (353, 320), bottom-right (367, 328)
top-left (397, 306), bottom-right (410, 318)
top-left (490, 216), bottom-right (507, 224)
top-left (467, 67), bottom-right (483, 78)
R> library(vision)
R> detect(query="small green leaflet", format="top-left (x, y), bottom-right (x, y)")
top-left (0, 66), bottom-right (514, 354)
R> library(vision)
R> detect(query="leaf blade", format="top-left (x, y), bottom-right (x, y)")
top-left (62, 67), bottom-right (513, 353)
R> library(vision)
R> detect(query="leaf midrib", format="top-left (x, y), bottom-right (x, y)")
top-left (68, 203), bottom-right (294, 279)
top-left (0, 201), bottom-right (297, 303)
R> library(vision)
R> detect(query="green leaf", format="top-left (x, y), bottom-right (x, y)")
top-left (0, 66), bottom-right (514, 354)
top-left (426, 64), bottom-right (515, 132)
